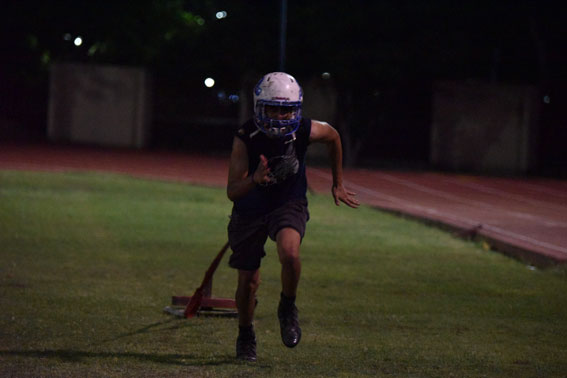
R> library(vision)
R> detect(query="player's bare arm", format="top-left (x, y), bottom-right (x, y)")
top-left (309, 120), bottom-right (360, 208)
top-left (227, 137), bottom-right (270, 201)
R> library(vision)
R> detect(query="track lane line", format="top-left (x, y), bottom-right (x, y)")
top-left (369, 172), bottom-right (567, 228)
top-left (309, 168), bottom-right (567, 256)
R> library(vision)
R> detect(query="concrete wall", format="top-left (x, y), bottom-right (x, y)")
top-left (302, 77), bottom-right (339, 162)
top-left (430, 80), bottom-right (539, 174)
top-left (48, 63), bottom-right (151, 148)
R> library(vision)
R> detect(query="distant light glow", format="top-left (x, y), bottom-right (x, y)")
top-left (74, 36), bottom-right (83, 46)
top-left (63, 33), bottom-right (72, 41)
top-left (40, 51), bottom-right (50, 66)
top-left (229, 94), bottom-right (240, 103)
top-left (196, 16), bottom-right (205, 26)
top-left (204, 78), bottom-right (215, 88)
top-left (88, 44), bottom-right (98, 56)
top-left (216, 11), bottom-right (228, 19)
top-left (543, 95), bottom-right (551, 104)
top-left (321, 72), bottom-right (331, 80)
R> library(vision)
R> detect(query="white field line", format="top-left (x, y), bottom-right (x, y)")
top-left (309, 168), bottom-right (567, 255)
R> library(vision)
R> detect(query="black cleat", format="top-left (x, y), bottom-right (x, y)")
top-left (236, 334), bottom-right (257, 362)
top-left (278, 301), bottom-right (302, 348)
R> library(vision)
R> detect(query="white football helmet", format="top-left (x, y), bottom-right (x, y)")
top-left (253, 72), bottom-right (303, 138)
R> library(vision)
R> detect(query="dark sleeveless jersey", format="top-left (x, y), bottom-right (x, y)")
top-left (232, 118), bottom-right (312, 217)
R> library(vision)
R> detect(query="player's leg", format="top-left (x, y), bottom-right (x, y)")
top-left (267, 199), bottom-right (309, 299)
top-left (235, 268), bottom-right (260, 362)
top-left (236, 269), bottom-right (260, 327)
top-left (276, 227), bottom-right (302, 348)
top-left (265, 200), bottom-right (308, 349)
top-left (276, 227), bottom-right (301, 297)
top-left (228, 213), bottom-right (267, 362)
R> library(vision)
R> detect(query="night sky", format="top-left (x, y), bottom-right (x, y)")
top-left (3, 1), bottom-right (565, 83)
top-left (1, 1), bottom-right (566, 172)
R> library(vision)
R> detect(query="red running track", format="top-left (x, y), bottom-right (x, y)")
top-left (1, 143), bottom-right (566, 267)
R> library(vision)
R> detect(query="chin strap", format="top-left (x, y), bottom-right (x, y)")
top-left (284, 132), bottom-right (296, 144)
top-left (250, 127), bottom-right (296, 145)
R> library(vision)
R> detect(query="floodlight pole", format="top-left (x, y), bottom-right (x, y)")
top-left (279, 0), bottom-right (287, 71)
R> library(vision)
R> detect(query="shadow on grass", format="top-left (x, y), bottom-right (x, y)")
top-left (97, 317), bottom-right (186, 344)
top-left (96, 314), bottom-right (233, 346)
top-left (0, 349), bottom-right (268, 368)
top-left (0, 319), bottom-right (269, 369)
top-left (100, 312), bottom-right (236, 345)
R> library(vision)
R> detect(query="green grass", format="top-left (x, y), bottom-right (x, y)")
top-left (1, 170), bottom-right (566, 377)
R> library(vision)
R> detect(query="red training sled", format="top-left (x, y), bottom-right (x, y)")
top-left (164, 241), bottom-right (237, 318)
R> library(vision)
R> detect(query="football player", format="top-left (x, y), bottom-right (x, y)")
top-left (227, 72), bottom-right (359, 362)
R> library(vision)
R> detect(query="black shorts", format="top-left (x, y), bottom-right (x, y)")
top-left (227, 199), bottom-right (309, 271)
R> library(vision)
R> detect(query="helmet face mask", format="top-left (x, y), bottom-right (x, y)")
top-left (253, 72), bottom-right (303, 138)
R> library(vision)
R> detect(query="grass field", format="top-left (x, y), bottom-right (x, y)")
top-left (1, 170), bottom-right (566, 377)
